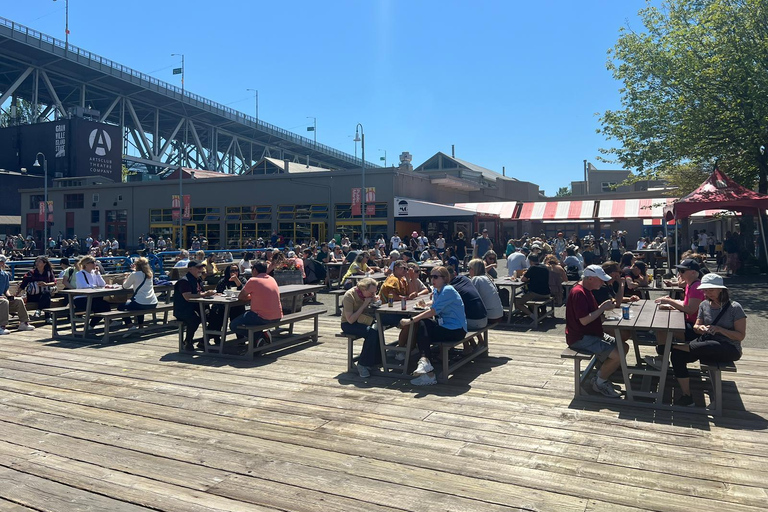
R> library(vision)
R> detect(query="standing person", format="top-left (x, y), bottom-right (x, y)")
top-left (669, 273), bottom-right (745, 406)
top-left (119, 257), bottom-right (158, 331)
top-left (17, 256), bottom-right (57, 320)
top-left (724, 231), bottom-right (740, 276)
top-left (0, 255), bottom-right (35, 334)
top-left (398, 266), bottom-right (467, 386)
top-left (474, 229), bottom-right (492, 259)
top-left (435, 233), bottom-right (446, 256)
top-left (553, 232), bottom-right (567, 261)
top-left (565, 265), bottom-right (629, 397)
top-left (697, 231), bottom-right (708, 254)
top-left (173, 260), bottom-right (215, 352)
top-left (231, 260), bottom-right (283, 343)
top-left (609, 234), bottom-right (622, 262)
top-left (73, 256), bottom-right (112, 328)
top-left (454, 232), bottom-right (467, 263)
top-left (390, 233), bottom-right (401, 252)
top-left (708, 232), bottom-right (716, 258)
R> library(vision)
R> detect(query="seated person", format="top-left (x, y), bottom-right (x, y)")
top-left (341, 253), bottom-right (370, 289)
top-left (174, 260), bottom-right (216, 352)
top-left (623, 261), bottom-right (649, 291)
top-left (447, 265), bottom-right (487, 331)
top-left (231, 260), bottom-right (283, 342)
top-left (119, 257), bottom-right (158, 330)
top-left (515, 253), bottom-right (551, 318)
top-left (669, 273), bottom-right (745, 406)
top-left (341, 277), bottom-right (381, 378)
top-left (565, 265), bottom-right (629, 398)
top-left (592, 261), bottom-right (640, 306)
top-left (506, 247), bottom-right (530, 276)
top-left (385, 250), bottom-right (401, 274)
top-left (482, 250), bottom-right (499, 279)
top-left (0, 255), bottom-right (35, 334)
top-left (207, 264), bottom-right (246, 342)
top-left (544, 255), bottom-right (567, 306)
top-left (405, 262), bottom-right (430, 299)
top-left (17, 256), bottom-right (57, 320)
top-left (467, 258), bottom-right (503, 324)
top-left (647, 258), bottom-right (704, 367)
top-left (443, 247), bottom-right (460, 275)
top-left (173, 250), bottom-right (191, 268)
top-left (398, 266), bottom-right (467, 386)
top-left (239, 252), bottom-right (254, 275)
top-left (73, 256), bottom-right (112, 328)
top-left (563, 246), bottom-right (582, 280)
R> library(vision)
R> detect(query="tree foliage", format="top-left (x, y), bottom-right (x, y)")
top-left (599, 0), bottom-right (768, 192)
top-left (555, 186), bottom-right (572, 197)
top-left (0, 98), bottom-right (36, 127)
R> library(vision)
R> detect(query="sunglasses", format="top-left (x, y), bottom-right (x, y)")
top-left (430, 274), bottom-right (442, 279)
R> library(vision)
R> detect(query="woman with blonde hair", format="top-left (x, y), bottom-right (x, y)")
top-left (119, 257), bottom-right (158, 331)
top-left (341, 277), bottom-right (382, 378)
top-left (74, 255), bottom-right (111, 327)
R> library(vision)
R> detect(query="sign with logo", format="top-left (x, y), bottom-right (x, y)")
top-left (71, 118), bottom-right (122, 182)
top-left (55, 123), bottom-right (67, 158)
top-left (397, 199), bottom-right (409, 216)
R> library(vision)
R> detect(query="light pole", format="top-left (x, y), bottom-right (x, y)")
top-left (171, 53), bottom-right (185, 96)
top-left (32, 152), bottom-right (48, 252)
top-left (247, 88), bottom-right (259, 121)
top-left (53, 0), bottom-right (69, 48)
top-left (307, 117), bottom-right (316, 144)
top-left (379, 149), bottom-right (387, 167)
top-left (353, 124), bottom-right (365, 245)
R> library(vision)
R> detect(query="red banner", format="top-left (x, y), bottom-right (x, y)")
top-left (183, 194), bottom-right (191, 220)
top-left (172, 195), bottom-right (180, 220)
top-left (365, 187), bottom-right (376, 203)
top-left (351, 188), bottom-right (361, 216)
top-left (39, 201), bottom-right (45, 222)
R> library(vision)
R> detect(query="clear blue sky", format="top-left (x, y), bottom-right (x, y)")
top-left (4, 0), bottom-right (649, 196)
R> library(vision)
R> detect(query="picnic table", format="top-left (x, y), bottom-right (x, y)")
top-left (602, 299), bottom-right (686, 408)
top-left (324, 261), bottom-right (348, 289)
top-left (348, 272), bottom-right (386, 282)
top-left (189, 283), bottom-right (324, 352)
top-left (633, 248), bottom-right (665, 268)
top-left (493, 278), bottom-right (527, 323)
top-left (635, 283), bottom-right (684, 300)
top-left (58, 282), bottom-right (174, 339)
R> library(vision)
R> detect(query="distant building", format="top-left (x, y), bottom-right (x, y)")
top-left (570, 162), bottom-right (669, 196)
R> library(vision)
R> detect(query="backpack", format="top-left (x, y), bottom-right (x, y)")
top-left (63, 266), bottom-right (77, 289)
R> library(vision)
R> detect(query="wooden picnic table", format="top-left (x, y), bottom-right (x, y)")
top-left (494, 278), bottom-right (527, 323)
top-left (189, 283), bottom-right (324, 352)
top-left (348, 272), bottom-right (386, 282)
top-left (373, 298), bottom-right (432, 378)
top-left (324, 261), bottom-right (348, 289)
top-left (602, 299), bottom-right (686, 408)
top-left (58, 282), bottom-right (174, 339)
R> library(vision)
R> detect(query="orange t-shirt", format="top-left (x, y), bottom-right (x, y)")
top-left (243, 273), bottom-right (283, 320)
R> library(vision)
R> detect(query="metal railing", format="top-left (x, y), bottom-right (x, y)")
top-left (0, 16), bottom-right (381, 169)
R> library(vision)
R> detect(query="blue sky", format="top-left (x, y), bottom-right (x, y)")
top-left (4, 0), bottom-right (649, 196)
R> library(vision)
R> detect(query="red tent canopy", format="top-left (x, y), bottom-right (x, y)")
top-left (664, 168), bottom-right (768, 220)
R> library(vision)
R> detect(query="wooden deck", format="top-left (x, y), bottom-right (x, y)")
top-left (1, 308), bottom-right (767, 512)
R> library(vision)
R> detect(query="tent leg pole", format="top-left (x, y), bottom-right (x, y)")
top-left (675, 219), bottom-right (679, 265)
top-left (760, 211), bottom-right (768, 270)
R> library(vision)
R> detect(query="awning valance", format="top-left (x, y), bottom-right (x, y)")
top-left (518, 200), bottom-right (595, 220)
top-left (597, 198), bottom-right (673, 219)
top-left (453, 202), bottom-right (515, 219)
top-left (395, 197), bottom-right (478, 218)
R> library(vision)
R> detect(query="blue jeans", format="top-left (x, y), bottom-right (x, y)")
top-left (230, 311), bottom-right (278, 336)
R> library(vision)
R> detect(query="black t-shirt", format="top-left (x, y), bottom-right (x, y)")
top-left (525, 264), bottom-right (550, 295)
top-left (449, 275), bottom-right (487, 320)
top-left (455, 239), bottom-right (467, 257)
top-left (591, 282), bottom-right (615, 305)
top-left (345, 251), bottom-right (360, 264)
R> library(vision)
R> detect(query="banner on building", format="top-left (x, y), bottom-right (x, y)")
top-left (351, 188), bottom-right (362, 216)
top-left (38, 201), bottom-right (53, 222)
top-left (172, 195), bottom-right (191, 221)
top-left (183, 194), bottom-right (191, 220)
top-left (352, 187), bottom-right (376, 216)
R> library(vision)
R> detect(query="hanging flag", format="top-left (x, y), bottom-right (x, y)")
top-left (173, 68), bottom-right (183, 75)
top-left (351, 188), bottom-right (361, 216)
top-left (182, 195), bottom-right (191, 220)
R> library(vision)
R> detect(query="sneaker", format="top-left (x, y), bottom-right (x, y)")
top-left (413, 357), bottom-right (434, 375)
top-left (357, 364), bottom-right (371, 378)
top-left (643, 355), bottom-right (664, 371)
top-left (18, 323), bottom-right (36, 331)
top-left (0, 328), bottom-right (10, 335)
top-left (674, 394), bottom-right (694, 407)
top-left (395, 351), bottom-right (406, 362)
top-left (592, 378), bottom-right (621, 398)
top-left (411, 373), bottom-right (437, 386)
top-left (33, 310), bottom-right (42, 318)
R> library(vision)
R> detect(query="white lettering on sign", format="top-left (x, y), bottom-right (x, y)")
top-left (55, 124), bottom-right (66, 158)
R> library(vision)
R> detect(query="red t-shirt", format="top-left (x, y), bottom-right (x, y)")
top-left (565, 283), bottom-right (604, 345)
top-left (242, 273), bottom-right (283, 321)
top-left (684, 280), bottom-right (705, 324)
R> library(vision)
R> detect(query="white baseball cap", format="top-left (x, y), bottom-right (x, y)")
top-left (583, 265), bottom-right (611, 281)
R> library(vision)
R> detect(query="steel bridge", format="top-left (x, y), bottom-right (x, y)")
top-left (0, 16), bottom-right (378, 175)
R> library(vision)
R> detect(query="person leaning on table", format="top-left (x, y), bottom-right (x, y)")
top-left (668, 273), bottom-right (746, 407)
top-left (399, 265), bottom-right (467, 387)
top-left (73, 255), bottom-right (112, 328)
top-left (645, 258), bottom-right (705, 368)
top-left (230, 260), bottom-right (283, 343)
top-left (173, 260), bottom-right (216, 352)
top-left (341, 277), bottom-right (382, 378)
top-left (565, 265), bottom-right (630, 398)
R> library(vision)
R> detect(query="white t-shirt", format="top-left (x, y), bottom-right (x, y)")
top-left (435, 237), bottom-right (446, 249)
top-left (122, 271), bottom-right (158, 305)
top-left (506, 252), bottom-right (530, 272)
top-left (698, 233), bottom-right (708, 247)
top-left (174, 259), bottom-right (190, 268)
top-left (390, 236), bottom-right (401, 249)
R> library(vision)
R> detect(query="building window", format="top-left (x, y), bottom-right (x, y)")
top-left (150, 208), bottom-right (174, 222)
top-left (91, 210), bottom-right (100, 223)
top-left (64, 193), bottom-right (84, 209)
top-left (601, 182), bottom-right (618, 193)
top-left (191, 207), bottom-right (221, 222)
top-left (225, 205), bottom-right (271, 221)
top-left (29, 194), bottom-right (45, 209)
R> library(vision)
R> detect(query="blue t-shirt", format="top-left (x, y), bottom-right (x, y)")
top-left (431, 284), bottom-right (468, 331)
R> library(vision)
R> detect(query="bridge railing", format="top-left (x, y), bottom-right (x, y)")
top-left (0, 16), bottom-right (381, 169)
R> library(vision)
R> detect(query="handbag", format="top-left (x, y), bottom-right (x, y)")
top-left (697, 301), bottom-right (731, 342)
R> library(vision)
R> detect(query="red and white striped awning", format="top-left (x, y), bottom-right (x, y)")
top-left (518, 200), bottom-right (595, 221)
top-left (453, 202), bottom-right (515, 219)
top-left (597, 198), bottom-right (674, 219)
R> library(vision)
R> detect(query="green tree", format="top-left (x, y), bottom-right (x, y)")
top-left (599, 0), bottom-right (768, 193)
top-left (0, 98), bottom-right (36, 127)
top-left (555, 186), bottom-right (572, 197)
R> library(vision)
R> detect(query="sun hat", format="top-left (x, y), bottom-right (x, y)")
top-left (697, 273), bottom-right (727, 290)
top-left (583, 265), bottom-right (611, 281)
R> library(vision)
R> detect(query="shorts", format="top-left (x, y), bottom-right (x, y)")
top-left (569, 333), bottom-right (616, 358)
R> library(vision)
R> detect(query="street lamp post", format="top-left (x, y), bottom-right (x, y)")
top-left (307, 117), bottom-right (316, 144)
top-left (171, 53), bottom-right (185, 96)
top-left (379, 149), bottom-right (387, 167)
top-left (247, 88), bottom-right (259, 121)
top-left (53, 0), bottom-right (69, 48)
top-left (32, 152), bottom-right (48, 253)
top-left (353, 124), bottom-right (365, 245)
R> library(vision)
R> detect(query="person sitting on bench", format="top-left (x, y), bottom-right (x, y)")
top-left (231, 260), bottom-right (283, 344)
top-left (668, 273), bottom-right (745, 407)
top-left (119, 257), bottom-right (158, 331)
top-left (74, 256), bottom-right (112, 328)
top-left (515, 253), bottom-right (551, 319)
top-left (341, 277), bottom-right (382, 378)
top-left (399, 266), bottom-right (467, 386)
top-left (565, 265), bottom-right (629, 398)
top-left (0, 255), bottom-right (35, 334)
top-left (174, 260), bottom-right (215, 352)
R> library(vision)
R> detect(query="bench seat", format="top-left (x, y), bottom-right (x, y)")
top-left (561, 347), bottom-right (600, 398)
top-left (700, 360), bottom-right (737, 417)
top-left (526, 298), bottom-right (555, 329)
top-left (42, 306), bottom-right (79, 337)
top-left (93, 303), bottom-right (175, 343)
top-left (234, 308), bottom-right (327, 359)
top-left (330, 289), bottom-right (346, 316)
